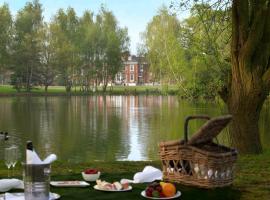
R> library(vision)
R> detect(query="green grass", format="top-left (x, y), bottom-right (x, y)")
top-left (0, 85), bottom-right (179, 96)
top-left (0, 152), bottom-right (269, 199)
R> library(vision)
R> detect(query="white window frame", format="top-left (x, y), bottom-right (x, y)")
top-left (140, 65), bottom-right (143, 72)
top-left (130, 64), bottom-right (134, 71)
top-left (130, 73), bottom-right (134, 82)
top-left (117, 73), bottom-right (121, 81)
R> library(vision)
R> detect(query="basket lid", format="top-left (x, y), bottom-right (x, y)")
top-left (187, 115), bottom-right (232, 145)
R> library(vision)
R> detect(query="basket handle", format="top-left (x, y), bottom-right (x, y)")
top-left (184, 115), bottom-right (210, 143)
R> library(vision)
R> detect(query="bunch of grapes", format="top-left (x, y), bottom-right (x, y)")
top-left (145, 182), bottom-right (165, 198)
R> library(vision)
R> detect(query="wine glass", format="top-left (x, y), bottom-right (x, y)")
top-left (4, 147), bottom-right (12, 177)
top-left (10, 145), bottom-right (19, 177)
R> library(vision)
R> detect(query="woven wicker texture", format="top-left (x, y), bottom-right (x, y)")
top-left (188, 115), bottom-right (232, 145)
top-left (159, 115), bottom-right (237, 189)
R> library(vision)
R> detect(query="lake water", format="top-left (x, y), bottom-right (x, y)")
top-left (0, 96), bottom-right (269, 162)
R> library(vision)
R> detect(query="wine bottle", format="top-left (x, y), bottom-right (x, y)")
top-left (26, 141), bottom-right (42, 164)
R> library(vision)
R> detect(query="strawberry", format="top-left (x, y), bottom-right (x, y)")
top-left (84, 169), bottom-right (98, 174)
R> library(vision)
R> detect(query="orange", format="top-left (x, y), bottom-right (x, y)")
top-left (161, 183), bottom-right (176, 197)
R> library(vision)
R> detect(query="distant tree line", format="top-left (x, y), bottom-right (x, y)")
top-left (0, 0), bottom-right (129, 92)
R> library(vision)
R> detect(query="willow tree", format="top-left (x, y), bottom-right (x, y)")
top-left (144, 7), bottom-right (188, 94)
top-left (174, 0), bottom-right (270, 153)
top-left (226, 0), bottom-right (270, 153)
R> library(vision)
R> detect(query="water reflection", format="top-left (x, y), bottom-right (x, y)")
top-left (0, 96), bottom-right (269, 162)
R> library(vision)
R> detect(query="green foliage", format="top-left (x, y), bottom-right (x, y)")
top-left (0, 3), bottom-right (12, 69)
top-left (0, 1), bottom-right (128, 93)
top-left (143, 4), bottom-right (231, 98)
top-left (182, 4), bottom-right (231, 98)
top-left (144, 7), bottom-right (188, 95)
top-left (39, 23), bottom-right (57, 91)
top-left (11, 0), bottom-right (43, 91)
top-left (50, 7), bottom-right (79, 92)
top-left (95, 7), bottom-right (129, 92)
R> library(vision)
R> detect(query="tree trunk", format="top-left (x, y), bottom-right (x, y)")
top-left (226, 48), bottom-right (267, 154)
top-left (222, 0), bottom-right (270, 154)
top-left (66, 85), bottom-right (71, 93)
top-left (227, 92), bottom-right (264, 153)
top-left (102, 83), bottom-right (107, 92)
top-left (45, 85), bottom-right (48, 93)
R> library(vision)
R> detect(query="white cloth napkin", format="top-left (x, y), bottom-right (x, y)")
top-left (0, 179), bottom-right (23, 192)
top-left (121, 166), bottom-right (162, 184)
top-left (27, 150), bottom-right (57, 165)
top-left (4, 193), bottom-right (58, 200)
top-left (43, 154), bottom-right (57, 164)
top-left (4, 193), bottom-right (24, 200)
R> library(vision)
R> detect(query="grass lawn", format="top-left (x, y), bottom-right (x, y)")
top-left (0, 85), bottom-right (179, 96)
top-left (0, 152), bottom-right (269, 200)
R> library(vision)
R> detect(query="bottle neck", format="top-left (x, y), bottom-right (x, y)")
top-left (26, 141), bottom-right (33, 151)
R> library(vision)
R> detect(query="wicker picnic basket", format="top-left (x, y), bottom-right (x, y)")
top-left (159, 115), bottom-right (238, 189)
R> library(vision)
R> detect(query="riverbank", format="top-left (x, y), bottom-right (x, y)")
top-left (0, 85), bottom-right (179, 96)
top-left (0, 152), bottom-right (269, 200)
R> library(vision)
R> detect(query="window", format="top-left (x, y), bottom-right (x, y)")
top-left (140, 65), bottom-right (143, 72)
top-left (130, 64), bottom-right (134, 71)
top-left (130, 74), bottom-right (134, 82)
top-left (117, 73), bottom-right (121, 81)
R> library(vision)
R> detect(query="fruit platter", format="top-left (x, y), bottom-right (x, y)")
top-left (94, 179), bottom-right (131, 192)
top-left (141, 181), bottom-right (181, 199)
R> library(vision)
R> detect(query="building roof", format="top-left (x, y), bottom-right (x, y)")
top-left (125, 55), bottom-right (147, 64)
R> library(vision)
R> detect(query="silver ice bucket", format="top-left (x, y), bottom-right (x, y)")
top-left (22, 163), bottom-right (51, 200)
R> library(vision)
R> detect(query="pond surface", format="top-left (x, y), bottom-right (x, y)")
top-left (0, 96), bottom-right (269, 162)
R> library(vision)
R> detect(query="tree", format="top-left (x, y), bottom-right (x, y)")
top-left (144, 7), bottom-right (188, 94)
top-left (12, 0), bottom-right (43, 91)
top-left (39, 23), bottom-right (56, 92)
top-left (173, 0), bottom-right (270, 153)
top-left (50, 8), bottom-right (79, 92)
top-left (77, 11), bottom-right (96, 92)
top-left (95, 7), bottom-right (129, 92)
top-left (181, 4), bottom-right (231, 98)
top-left (0, 4), bottom-right (12, 84)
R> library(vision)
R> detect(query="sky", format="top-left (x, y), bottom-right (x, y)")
top-left (0, 0), bottom-right (188, 54)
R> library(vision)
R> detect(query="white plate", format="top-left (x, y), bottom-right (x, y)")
top-left (0, 192), bottom-right (60, 200)
top-left (93, 185), bottom-right (132, 192)
top-left (50, 181), bottom-right (90, 187)
top-left (141, 190), bottom-right (181, 199)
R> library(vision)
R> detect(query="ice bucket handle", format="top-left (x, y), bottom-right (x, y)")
top-left (184, 115), bottom-right (210, 144)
